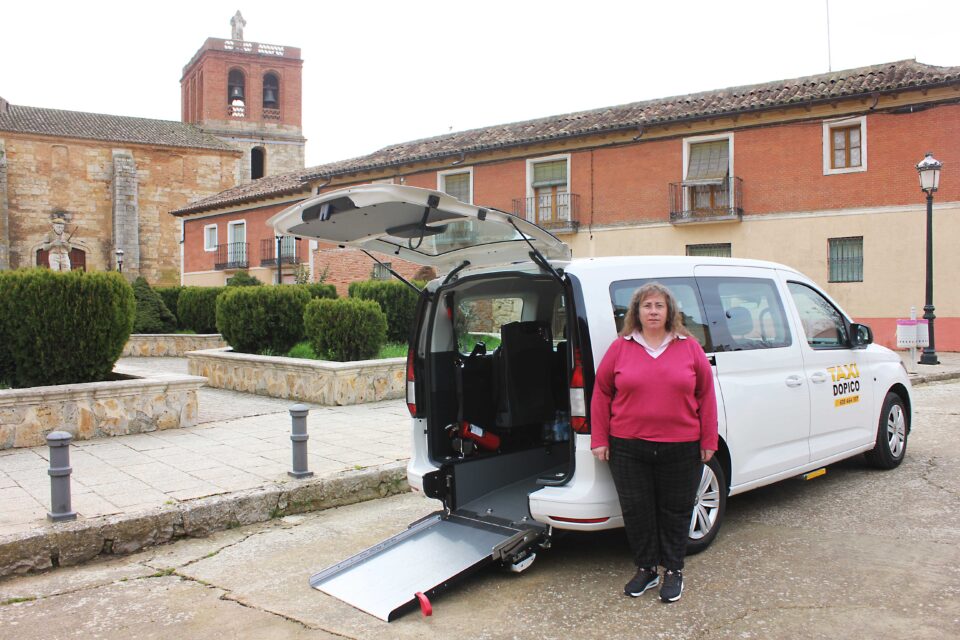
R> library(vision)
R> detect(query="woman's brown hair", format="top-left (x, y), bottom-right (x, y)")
top-left (619, 282), bottom-right (692, 338)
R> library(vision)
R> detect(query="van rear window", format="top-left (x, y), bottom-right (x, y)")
top-left (609, 278), bottom-right (711, 351)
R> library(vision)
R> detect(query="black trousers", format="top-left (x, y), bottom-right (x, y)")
top-left (609, 437), bottom-right (701, 571)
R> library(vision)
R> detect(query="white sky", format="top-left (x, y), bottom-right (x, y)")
top-left (2, 0), bottom-right (958, 167)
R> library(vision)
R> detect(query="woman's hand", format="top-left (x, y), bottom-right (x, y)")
top-left (701, 449), bottom-right (715, 463)
top-left (592, 446), bottom-right (610, 462)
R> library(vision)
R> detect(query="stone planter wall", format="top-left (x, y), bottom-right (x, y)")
top-left (0, 368), bottom-right (206, 450)
top-left (187, 348), bottom-right (405, 405)
top-left (123, 334), bottom-right (227, 357)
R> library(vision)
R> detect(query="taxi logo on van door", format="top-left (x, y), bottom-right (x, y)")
top-left (827, 363), bottom-right (860, 407)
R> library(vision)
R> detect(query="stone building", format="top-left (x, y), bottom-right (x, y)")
top-left (0, 13), bottom-right (304, 284)
top-left (174, 60), bottom-right (960, 350)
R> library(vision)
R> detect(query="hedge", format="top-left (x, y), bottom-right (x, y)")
top-left (155, 286), bottom-right (184, 327)
top-left (0, 268), bottom-right (134, 388)
top-left (304, 297), bottom-right (387, 362)
top-left (216, 285), bottom-right (311, 354)
top-left (177, 286), bottom-right (225, 333)
top-left (299, 282), bottom-right (338, 300)
top-left (226, 270), bottom-right (263, 287)
top-left (348, 280), bottom-right (422, 343)
top-left (132, 277), bottom-right (177, 333)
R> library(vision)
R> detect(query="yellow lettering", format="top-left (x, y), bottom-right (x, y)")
top-left (827, 367), bottom-right (838, 382)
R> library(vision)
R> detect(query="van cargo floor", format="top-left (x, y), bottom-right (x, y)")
top-left (458, 464), bottom-right (566, 523)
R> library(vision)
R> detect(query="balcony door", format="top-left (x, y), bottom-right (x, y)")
top-left (227, 221), bottom-right (246, 265)
top-left (684, 136), bottom-right (732, 214)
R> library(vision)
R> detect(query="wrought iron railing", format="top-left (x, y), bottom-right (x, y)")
top-left (511, 193), bottom-right (580, 231)
top-left (669, 177), bottom-right (743, 223)
top-left (214, 242), bottom-right (249, 270)
top-left (260, 237), bottom-right (301, 266)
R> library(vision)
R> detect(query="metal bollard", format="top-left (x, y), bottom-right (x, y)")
top-left (289, 404), bottom-right (314, 479)
top-left (47, 431), bottom-right (77, 522)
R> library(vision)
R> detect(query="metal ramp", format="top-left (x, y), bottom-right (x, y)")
top-left (310, 510), bottom-right (542, 621)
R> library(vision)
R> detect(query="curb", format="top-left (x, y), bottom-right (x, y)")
top-left (0, 462), bottom-right (409, 578)
top-left (909, 371), bottom-right (960, 386)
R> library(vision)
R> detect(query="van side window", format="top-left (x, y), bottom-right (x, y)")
top-left (700, 277), bottom-right (792, 351)
top-left (609, 278), bottom-right (711, 351)
top-left (455, 296), bottom-right (523, 354)
top-left (787, 282), bottom-right (849, 348)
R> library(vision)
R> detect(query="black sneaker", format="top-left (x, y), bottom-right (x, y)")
top-left (660, 569), bottom-right (683, 602)
top-left (624, 566), bottom-right (659, 597)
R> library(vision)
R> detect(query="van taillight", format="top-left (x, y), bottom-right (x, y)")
top-left (569, 347), bottom-right (588, 433)
top-left (406, 348), bottom-right (417, 417)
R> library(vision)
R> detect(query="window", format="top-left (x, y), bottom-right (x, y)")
top-left (204, 224), bottom-right (218, 251)
top-left (262, 72), bottom-right (280, 109)
top-left (227, 69), bottom-right (246, 117)
top-left (438, 169), bottom-right (472, 204)
top-left (372, 262), bottom-right (392, 280)
top-left (251, 147), bottom-right (265, 180)
top-left (455, 296), bottom-right (524, 354)
top-left (686, 243), bottom-right (731, 258)
top-left (683, 135), bottom-right (733, 212)
top-left (227, 220), bottom-right (246, 265)
top-left (788, 282), bottom-right (848, 348)
top-left (828, 236), bottom-right (863, 282)
top-left (700, 277), bottom-right (791, 352)
top-left (823, 116), bottom-right (867, 175)
top-left (526, 155), bottom-right (570, 224)
top-left (610, 277), bottom-right (711, 351)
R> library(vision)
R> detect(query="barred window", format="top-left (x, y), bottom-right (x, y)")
top-left (686, 243), bottom-right (732, 258)
top-left (828, 237), bottom-right (863, 282)
top-left (441, 171), bottom-right (471, 204)
top-left (372, 262), bottom-right (392, 280)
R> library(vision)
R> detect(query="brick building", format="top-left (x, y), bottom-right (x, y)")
top-left (173, 60), bottom-right (960, 349)
top-left (0, 13), bottom-right (304, 284)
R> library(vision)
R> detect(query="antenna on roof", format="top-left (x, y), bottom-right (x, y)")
top-left (825, 0), bottom-right (833, 72)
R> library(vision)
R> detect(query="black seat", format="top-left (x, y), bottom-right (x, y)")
top-left (493, 321), bottom-right (556, 428)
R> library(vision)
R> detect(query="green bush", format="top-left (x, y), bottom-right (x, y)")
top-left (216, 285), bottom-right (311, 354)
top-left (226, 270), bottom-right (263, 287)
top-left (155, 286), bottom-right (184, 327)
top-left (177, 286), bottom-right (225, 333)
top-left (132, 277), bottom-right (177, 334)
top-left (348, 280), bottom-right (422, 343)
top-left (304, 297), bottom-right (387, 362)
top-left (299, 283), bottom-right (338, 300)
top-left (0, 268), bottom-right (134, 388)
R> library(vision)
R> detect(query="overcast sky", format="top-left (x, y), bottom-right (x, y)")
top-left (3, 1), bottom-right (958, 167)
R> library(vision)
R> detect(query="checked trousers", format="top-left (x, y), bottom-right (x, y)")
top-left (609, 437), bottom-right (701, 571)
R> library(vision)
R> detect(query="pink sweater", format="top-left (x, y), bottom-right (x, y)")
top-left (590, 336), bottom-right (719, 451)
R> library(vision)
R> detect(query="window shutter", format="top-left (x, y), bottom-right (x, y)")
top-left (686, 140), bottom-right (729, 181)
top-left (532, 160), bottom-right (567, 187)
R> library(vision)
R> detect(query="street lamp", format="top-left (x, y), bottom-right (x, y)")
top-left (115, 248), bottom-right (124, 273)
top-left (276, 234), bottom-right (283, 284)
top-left (916, 152), bottom-right (942, 365)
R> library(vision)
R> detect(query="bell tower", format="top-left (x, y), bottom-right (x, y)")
top-left (181, 12), bottom-right (305, 181)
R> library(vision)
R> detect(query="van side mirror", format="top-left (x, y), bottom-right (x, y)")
top-left (849, 323), bottom-right (873, 349)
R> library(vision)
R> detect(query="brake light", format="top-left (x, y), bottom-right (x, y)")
top-left (569, 347), bottom-right (589, 433)
top-left (406, 348), bottom-right (417, 417)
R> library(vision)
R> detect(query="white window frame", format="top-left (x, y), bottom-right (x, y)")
top-left (525, 154), bottom-right (571, 199)
top-left (437, 167), bottom-right (474, 204)
top-left (227, 220), bottom-right (246, 244)
top-left (203, 224), bottom-right (218, 252)
top-left (682, 133), bottom-right (734, 214)
top-left (823, 115), bottom-right (867, 176)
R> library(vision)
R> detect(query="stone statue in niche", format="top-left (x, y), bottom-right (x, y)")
top-left (42, 214), bottom-right (74, 271)
top-left (230, 11), bottom-right (246, 41)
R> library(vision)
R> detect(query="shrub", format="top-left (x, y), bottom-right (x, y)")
top-left (132, 277), bottom-right (177, 333)
top-left (0, 268), bottom-right (134, 387)
top-left (155, 286), bottom-right (184, 327)
top-left (216, 285), bottom-right (311, 354)
top-left (348, 280), bottom-right (422, 343)
top-left (304, 297), bottom-right (387, 362)
top-left (300, 283), bottom-right (337, 300)
top-left (177, 287), bottom-right (225, 333)
top-left (226, 270), bottom-right (263, 287)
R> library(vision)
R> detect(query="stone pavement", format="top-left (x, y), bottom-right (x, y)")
top-left (0, 352), bottom-right (958, 576)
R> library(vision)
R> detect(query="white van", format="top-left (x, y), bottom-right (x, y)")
top-left (269, 184), bottom-right (912, 621)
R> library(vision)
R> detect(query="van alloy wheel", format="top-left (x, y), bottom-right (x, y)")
top-left (686, 456), bottom-right (726, 555)
top-left (886, 403), bottom-right (906, 459)
top-left (865, 392), bottom-right (908, 470)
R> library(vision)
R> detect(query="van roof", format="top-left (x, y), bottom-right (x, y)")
top-left (566, 255), bottom-right (799, 274)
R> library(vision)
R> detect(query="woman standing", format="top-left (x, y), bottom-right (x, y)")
top-left (591, 283), bottom-right (718, 603)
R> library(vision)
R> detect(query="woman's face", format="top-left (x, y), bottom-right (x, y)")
top-left (639, 293), bottom-right (668, 332)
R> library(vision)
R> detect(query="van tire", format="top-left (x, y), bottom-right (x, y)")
top-left (864, 392), bottom-right (908, 470)
top-left (686, 456), bottom-right (726, 555)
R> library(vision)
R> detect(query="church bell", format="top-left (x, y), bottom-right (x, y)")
top-left (263, 86), bottom-right (278, 107)
top-left (229, 85), bottom-right (245, 101)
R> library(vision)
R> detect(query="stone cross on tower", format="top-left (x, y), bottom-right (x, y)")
top-left (230, 11), bottom-right (246, 41)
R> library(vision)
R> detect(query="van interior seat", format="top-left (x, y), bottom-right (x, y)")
top-left (494, 321), bottom-right (556, 429)
top-left (725, 306), bottom-right (756, 348)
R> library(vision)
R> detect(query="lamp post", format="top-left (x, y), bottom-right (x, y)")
top-left (115, 248), bottom-right (124, 273)
top-left (916, 152), bottom-right (942, 365)
top-left (276, 234), bottom-right (283, 284)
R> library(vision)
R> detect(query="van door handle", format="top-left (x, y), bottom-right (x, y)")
top-left (785, 375), bottom-right (804, 388)
top-left (810, 372), bottom-right (828, 384)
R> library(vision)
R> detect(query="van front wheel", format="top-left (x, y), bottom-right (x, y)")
top-left (686, 456), bottom-right (726, 555)
top-left (864, 392), bottom-right (908, 470)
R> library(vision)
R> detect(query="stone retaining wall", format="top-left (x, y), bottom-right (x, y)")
top-left (123, 334), bottom-right (227, 357)
top-left (187, 348), bottom-right (405, 405)
top-left (0, 369), bottom-right (206, 450)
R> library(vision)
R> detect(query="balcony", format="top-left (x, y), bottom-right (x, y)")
top-left (214, 242), bottom-right (249, 270)
top-left (669, 177), bottom-right (743, 224)
top-left (511, 193), bottom-right (580, 233)
top-left (260, 237), bottom-right (302, 267)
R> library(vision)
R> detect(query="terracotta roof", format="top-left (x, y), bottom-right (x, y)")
top-left (0, 104), bottom-right (237, 152)
top-left (172, 59), bottom-right (960, 216)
